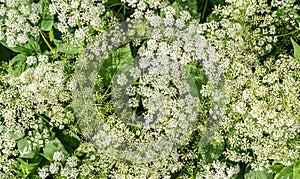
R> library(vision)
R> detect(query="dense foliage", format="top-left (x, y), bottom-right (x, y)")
top-left (0, 0), bottom-right (300, 178)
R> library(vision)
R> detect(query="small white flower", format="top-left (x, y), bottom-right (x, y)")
top-left (38, 167), bottom-right (49, 179)
top-left (117, 73), bottom-right (128, 86)
top-left (130, 66), bottom-right (141, 79)
top-left (66, 156), bottom-right (77, 167)
top-left (26, 56), bottom-right (37, 66)
top-left (38, 55), bottom-right (49, 63)
top-left (75, 28), bottom-right (86, 40)
top-left (53, 151), bottom-right (64, 162)
top-left (49, 163), bottom-right (60, 174)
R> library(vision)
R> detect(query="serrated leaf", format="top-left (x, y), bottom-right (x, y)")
top-left (8, 54), bottom-right (28, 77)
top-left (291, 38), bottom-right (300, 61)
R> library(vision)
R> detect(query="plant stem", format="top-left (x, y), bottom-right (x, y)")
top-left (40, 30), bottom-right (54, 54)
top-left (201, 0), bottom-right (209, 22)
top-left (275, 27), bottom-right (300, 37)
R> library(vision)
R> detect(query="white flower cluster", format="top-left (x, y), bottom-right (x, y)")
top-left (0, 0), bottom-right (42, 47)
top-left (72, 15), bottom-right (221, 171)
top-left (0, 60), bottom-right (72, 132)
top-left (121, 0), bottom-right (168, 19)
top-left (212, 0), bottom-right (300, 56)
top-left (199, 0), bottom-right (300, 171)
top-left (220, 55), bottom-right (300, 169)
top-left (196, 160), bottom-right (240, 179)
top-left (49, 0), bottom-right (112, 45)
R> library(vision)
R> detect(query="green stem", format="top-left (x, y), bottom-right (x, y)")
top-left (107, 3), bottom-right (124, 8)
top-left (40, 30), bottom-right (54, 54)
top-left (34, 111), bottom-right (50, 123)
top-left (201, 0), bottom-right (209, 22)
top-left (275, 27), bottom-right (300, 37)
top-left (92, 26), bottom-right (107, 33)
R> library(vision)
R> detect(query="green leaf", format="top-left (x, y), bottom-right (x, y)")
top-left (200, 139), bottom-right (225, 163)
top-left (40, 13), bottom-right (54, 31)
top-left (269, 163), bottom-right (285, 173)
top-left (8, 131), bottom-right (25, 141)
top-left (0, 41), bottom-right (31, 54)
top-left (293, 161), bottom-right (300, 179)
top-left (275, 165), bottom-right (293, 179)
top-left (245, 168), bottom-right (273, 179)
top-left (43, 137), bottom-right (68, 161)
top-left (99, 43), bottom-right (132, 86)
top-left (291, 38), bottom-right (300, 61)
top-left (13, 169), bottom-right (26, 178)
top-left (39, 153), bottom-right (54, 162)
top-left (206, 13), bottom-right (222, 22)
top-left (54, 39), bottom-right (82, 55)
top-left (27, 38), bottom-right (41, 54)
top-left (8, 54), bottom-right (28, 77)
top-left (17, 137), bottom-right (40, 159)
top-left (54, 128), bottom-right (81, 153)
top-left (0, 37), bottom-right (41, 55)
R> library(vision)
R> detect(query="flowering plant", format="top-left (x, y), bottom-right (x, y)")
top-left (0, 0), bottom-right (300, 178)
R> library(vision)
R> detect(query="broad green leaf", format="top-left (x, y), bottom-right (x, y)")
top-left (8, 54), bottom-right (28, 77)
top-left (26, 38), bottom-right (41, 54)
top-left (199, 139), bottom-right (225, 163)
top-left (40, 13), bottom-right (54, 31)
top-left (8, 131), bottom-right (25, 141)
top-left (54, 39), bottom-right (82, 55)
top-left (43, 137), bottom-right (68, 162)
top-left (185, 64), bottom-right (209, 97)
top-left (39, 0), bottom-right (53, 31)
top-left (293, 161), bottom-right (300, 179)
top-left (245, 168), bottom-right (273, 179)
top-left (0, 37), bottom-right (41, 54)
top-left (275, 165), bottom-right (293, 179)
top-left (0, 41), bottom-right (32, 54)
top-left (17, 137), bottom-right (40, 159)
top-left (206, 13), bottom-right (222, 22)
top-left (291, 38), bottom-right (300, 61)
top-left (54, 128), bottom-right (81, 153)
top-left (99, 43), bottom-right (132, 86)
top-left (269, 163), bottom-right (285, 173)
